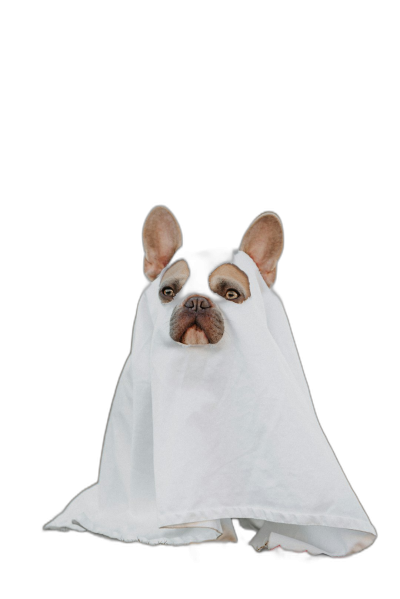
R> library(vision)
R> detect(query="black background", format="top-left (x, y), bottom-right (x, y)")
top-left (25, 39), bottom-right (390, 590)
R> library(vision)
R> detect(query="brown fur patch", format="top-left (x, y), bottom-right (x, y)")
top-left (159, 259), bottom-right (190, 303)
top-left (239, 212), bottom-right (284, 287)
top-left (209, 263), bottom-right (251, 303)
top-left (142, 206), bottom-right (182, 281)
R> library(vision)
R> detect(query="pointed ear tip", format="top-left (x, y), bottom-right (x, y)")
top-left (239, 211), bottom-right (283, 244)
top-left (142, 207), bottom-right (182, 249)
top-left (241, 211), bottom-right (284, 235)
top-left (257, 211), bottom-right (283, 227)
top-left (143, 206), bottom-right (182, 237)
top-left (152, 204), bottom-right (171, 213)
top-left (254, 212), bottom-right (284, 251)
top-left (145, 205), bottom-right (177, 220)
top-left (143, 205), bottom-right (166, 224)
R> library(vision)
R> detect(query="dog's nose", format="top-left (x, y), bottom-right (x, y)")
top-left (185, 296), bottom-right (211, 311)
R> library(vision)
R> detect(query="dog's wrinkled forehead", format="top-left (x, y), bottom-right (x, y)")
top-left (171, 247), bottom-right (233, 298)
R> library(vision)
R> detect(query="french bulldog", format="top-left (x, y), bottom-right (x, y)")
top-left (142, 205), bottom-right (284, 345)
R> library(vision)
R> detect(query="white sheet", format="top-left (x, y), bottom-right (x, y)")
top-left (44, 249), bottom-right (376, 556)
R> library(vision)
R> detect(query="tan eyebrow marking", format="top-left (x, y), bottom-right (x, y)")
top-left (159, 259), bottom-right (190, 303)
top-left (208, 263), bottom-right (251, 303)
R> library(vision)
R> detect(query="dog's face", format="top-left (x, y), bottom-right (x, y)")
top-left (142, 206), bottom-right (283, 345)
top-left (160, 252), bottom-right (251, 345)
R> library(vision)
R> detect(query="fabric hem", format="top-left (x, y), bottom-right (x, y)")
top-left (43, 519), bottom-right (222, 546)
top-left (158, 506), bottom-right (376, 535)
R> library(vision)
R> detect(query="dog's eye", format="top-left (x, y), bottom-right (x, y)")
top-left (162, 287), bottom-right (175, 298)
top-left (225, 289), bottom-right (239, 300)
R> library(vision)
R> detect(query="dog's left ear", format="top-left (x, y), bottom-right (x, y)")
top-left (239, 212), bottom-right (284, 287)
top-left (142, 206), bottom-right (183, 281)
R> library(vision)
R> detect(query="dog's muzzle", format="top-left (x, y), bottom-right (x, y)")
top-left (169, 295), bottom-right (224, 345)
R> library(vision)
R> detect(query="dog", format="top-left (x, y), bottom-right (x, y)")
top-left (44, 204), bottom-right (376, 556)
top-left (142, 205), bottom-right (284, 345)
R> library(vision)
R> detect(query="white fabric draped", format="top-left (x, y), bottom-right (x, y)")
top-left (44, 250), bottom-right (376, 556)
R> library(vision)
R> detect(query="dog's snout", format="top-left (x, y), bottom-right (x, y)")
top-left (184, 296), bottom-right (211, 311)
top-left (170, 294), bottom-right (224, 345)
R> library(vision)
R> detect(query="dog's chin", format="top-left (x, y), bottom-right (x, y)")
top-left (181, 325), bottom-right (209, 345)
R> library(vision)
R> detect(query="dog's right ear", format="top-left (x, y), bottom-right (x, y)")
top-left (239, 212), bottom-right (284, 287)
top-left (142, 206), bottom-right (183, 281)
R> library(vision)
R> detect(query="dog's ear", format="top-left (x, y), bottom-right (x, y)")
top-left (142, 206), bottom-right (183, 281)
top-left (239, 212), bottom-right (284, 287)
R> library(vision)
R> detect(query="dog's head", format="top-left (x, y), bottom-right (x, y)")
top-left (142, 206), bottom-right (284, 345)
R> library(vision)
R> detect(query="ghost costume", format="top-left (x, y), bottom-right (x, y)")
top-left (44, 249), bottom-right (376, 556)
